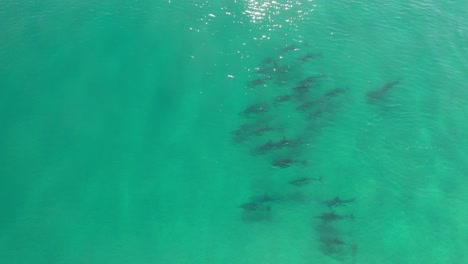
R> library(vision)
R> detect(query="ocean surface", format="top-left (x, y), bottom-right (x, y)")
top-left (1, 1), bottom-right (468, 263)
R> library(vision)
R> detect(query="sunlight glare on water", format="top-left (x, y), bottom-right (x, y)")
top-left (243, 0), bottom-right (316, 27)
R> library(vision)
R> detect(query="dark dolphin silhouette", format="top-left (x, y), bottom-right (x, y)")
top-left (232, 122), bottom-right (279, 143)
top-left (253, 136), bottom-right (299, 154)
top-left (289, 177), bottom-right (322, 187)
top-left (240, 103), bottom-right (269, 117)
top-left (272, 158), bottom-right (307, 168)
top-left (249, 194), bottom-right (275, 203)
top-left (239, 202), bottom-right (271, 211)
top-left (298, 52), bottom-right (322, 62)
top-left (324, 88), bottom-right (345, 98)
top-left (320, 237), bottom-right (350, 246)
top-left (281, 44), bottom-right (300, 53)
top-left (318, 211), bottom-right (354, 221)
top-left (274, 94), bottom-right (292, 105)
top-left (293, 84), bottom-right (312, 93)
top-left (273, 64), bottom-right (293, 74)
top-left (261, 57), bottom-right (275, 65)
top-left (297, 100), bottom-right (321, 111)
top-left (319, 236), bottom-right (358, 259)
top-left (367, 79), bottom-right (401, 101)
top-left (298, 75), bottom-right (323, 85)
top-left (246, 78), bottom-right (267, 87)
top-left (254, 125), bottom-right (273, 136)
top-left (322, 196), bottom-right (356, 209)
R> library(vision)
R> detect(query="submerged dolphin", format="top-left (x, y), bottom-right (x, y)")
top-left (246, 78), bottom-right (267, 87)
top-left (298, 75), bottom-right (324, 85)
top-left (274, 94), bottom-right (292, 105)
top-left (253, 136), bottom-right (298, 154)
top-left (281, 44), bottom-right (300, 53)
top-left (298, 52), bottom-right (322, 62)
top-left (293, 84), bottom-right (312, 93)
top-left (289, 177), bottom-right (322, 187)
top-left (324, 88), bottom-right (345, 98)
top-left (239, 202), bottom-right (271, 212)
top-left (318, 211), bottom-right (354, 221)
top-left (240, 103), bottom-right (269, 117)
top-left (272, 158), bottom-right (307, 168)
top-left (297, 100), bottom-right (321, 111)
top-left (322, 196), bottom-right (356, 209)
top-left (367, 79), bottom-right (401, 101)
top-left (320, 237), bottom-right (350, 246)
top-left (232, 122), bottom-right (279, 143)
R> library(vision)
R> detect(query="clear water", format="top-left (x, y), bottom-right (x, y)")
top-left (1, 1), bottom-right (468, 263)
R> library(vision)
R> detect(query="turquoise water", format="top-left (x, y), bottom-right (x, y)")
top-left (1, 1), bottom-right (468, 263)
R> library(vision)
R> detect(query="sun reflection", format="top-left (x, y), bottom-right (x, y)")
top-left (243, 0), bottom-right (316, 25)
top-left (190, 0), bottom-right (318, 51)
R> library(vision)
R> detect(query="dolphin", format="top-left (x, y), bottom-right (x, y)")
top-left (366, 79), bottom-right (401, 101)
top-left (281, 44), bottom-right (300, 53)
top-left (246, 78), bottom-right (267, 87)
top-left (239, 202), bottom-right (271, 212)
top-left (298, 52), bottom-right (322, 62)
top-left (289, 177), bottom-right (322, 187)
top-left (261, 57), bottom-right (275, 65)
top-left (297, 100), bottom-right (321, 111)
top-left (253, 136), bottom-right (296, 154)
top-left (240, 103), bottom-right (269, 117)
top-left (255, 67), bottom-right (268, 74)
top-left (254, 140), bottom-right (275, 153)
top-left (324, 88), bottom-right (345, 98)
top-left (318, 211), bottom-right (354, 221)
top-left (274, 94), bottom-right (292, 105)
top-left (320, 237), bottom-right (350, 246)
top-left (293, 84), bottom-right (312, 93)
top-left (298, 75), bottom-right (323, 85)
top-left (273, 64), bottom-right (293, 74)
top-left (252, 125), bottom-right (274, 136)
top-left (249, 194), bottom-right (283, 204)
top-left (272, 158), bottom-right (307, 168)
top-left (319, 237), bottom-right (358, 258)
top-left (307, 109), bottom-right (324, 119)
top-left (322, 196), bottom-right (356, 209)
top-left (232, 123), bottom-right (277, 143)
